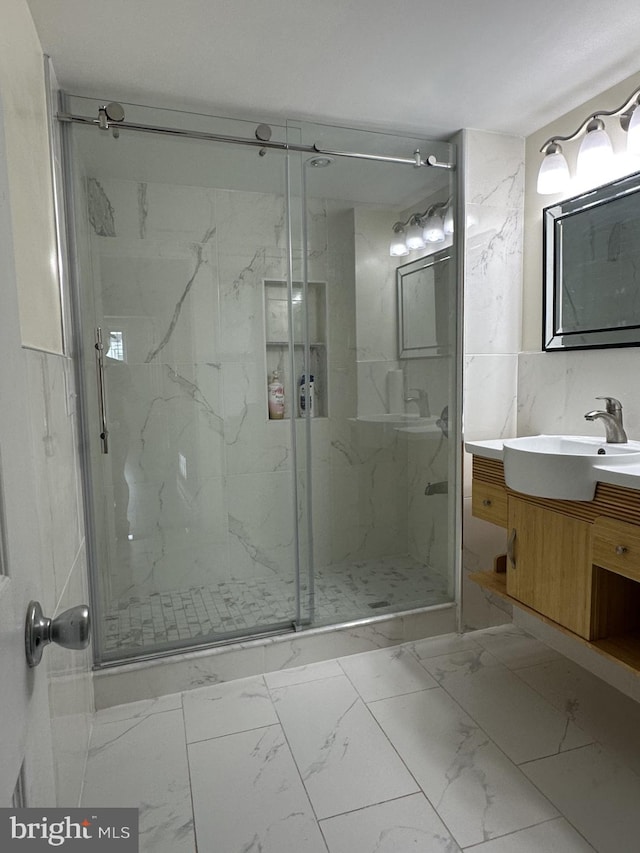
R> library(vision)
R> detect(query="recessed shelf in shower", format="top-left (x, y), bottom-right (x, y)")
top-left (264, 279), bottom-right (328, 419)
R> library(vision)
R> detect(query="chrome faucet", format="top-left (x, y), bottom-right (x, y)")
top-left (584, 396), bottom-right (628, 443)
top-left (405, 388), bottom-right (430, 418)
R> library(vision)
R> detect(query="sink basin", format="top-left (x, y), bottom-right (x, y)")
top-left (502, 434), bottom-right (640, 501)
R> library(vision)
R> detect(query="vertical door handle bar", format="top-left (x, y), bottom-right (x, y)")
top-left (507, 527), bottom-right (516, 569)
top-left (95, 326), bottom-right (109, 454)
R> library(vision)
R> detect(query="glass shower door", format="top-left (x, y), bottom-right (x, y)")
top-left (66, 101), bottom-right (306, 662)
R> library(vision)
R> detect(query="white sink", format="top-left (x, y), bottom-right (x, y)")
top-left (502, 434), bottom-right (640, 501)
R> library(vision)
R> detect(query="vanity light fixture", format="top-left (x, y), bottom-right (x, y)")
top-left (389, 200), bottom-right (452, 256)
top-left (537, 84), bottom-right (640, 194)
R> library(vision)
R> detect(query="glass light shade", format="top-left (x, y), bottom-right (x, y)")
top-left (423, 213), bottom-right (445, 243)
top-left (390, 229), bottom-right (409, 256)
top-left (405, 221), bottom-right (426, 250)
top-left (443, 205), bottom-right (454, 235)
top-left (537, 150), bottom-right (570, 194)
top-left (627, 105), bottom-right (640, 155)
top-left (576, 125), bottom-right (614, 182)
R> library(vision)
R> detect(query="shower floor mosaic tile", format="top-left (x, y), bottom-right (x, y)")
top-left (103, 555), bottom-right (450, 653)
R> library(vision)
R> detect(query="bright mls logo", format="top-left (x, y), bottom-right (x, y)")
top-left (0, 809), bottom-right (138, 850)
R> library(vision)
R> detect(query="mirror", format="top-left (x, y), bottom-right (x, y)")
top-left (397, 249), bottom-right (450, 358)
top-left (543, 170), bottom-right (640, 351)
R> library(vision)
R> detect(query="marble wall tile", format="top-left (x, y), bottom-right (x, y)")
top-left (464, 205), bottom-right (523, 356)
top-left (463, 354), bottom-right (518, 441)
top-left (215, 189), bottom-right (287, 257)
top-left (47, 548), bottom-right (93, 807)
top-left (226, 471), bottom-right (296, 580)
top-left (518, 348), bottom-right (640, 440)
top-left (25, 351), bottom-right (85, 612)
top-left (464, 129), bottom-right (525, 210)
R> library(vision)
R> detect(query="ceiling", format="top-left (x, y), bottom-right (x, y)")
top-left (26, 0), bottom-right (640, 140)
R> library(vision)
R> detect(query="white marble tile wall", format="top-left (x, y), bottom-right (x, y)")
top-left (84, 171), bottom-right (456, 647)
top-left (82, 623), bottom-right (639, 852)
top-left (459, 129), bottom-right (525, 629)
top-left (24, 349), bottom-right (93, 806)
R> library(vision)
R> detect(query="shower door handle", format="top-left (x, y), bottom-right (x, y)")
top-left (95, 326), bottom-right (109, 454)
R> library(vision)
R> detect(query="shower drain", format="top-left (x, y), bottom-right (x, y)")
top-left (368, 600), bottom-right (390, 609)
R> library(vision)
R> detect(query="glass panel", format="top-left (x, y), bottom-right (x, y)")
top-left (290, 121), bottom-right (458, 626)
top-left (66, 105), bottom-right (302, 662)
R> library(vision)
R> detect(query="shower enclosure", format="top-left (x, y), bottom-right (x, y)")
top-left (62, 95), bottom-right (459, 664)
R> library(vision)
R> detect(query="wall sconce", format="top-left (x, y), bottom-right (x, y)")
top-left (537, 84), bottom-right (640, 194)
top-left (389, 200), bottom-right (452, 256)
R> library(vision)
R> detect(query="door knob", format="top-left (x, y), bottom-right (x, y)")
top-left (25, 601), bottom-right (91, 668)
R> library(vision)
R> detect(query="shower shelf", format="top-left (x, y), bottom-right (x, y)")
top-left (266, 341), bottom-right (326, 348)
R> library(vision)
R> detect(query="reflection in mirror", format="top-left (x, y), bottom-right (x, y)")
top-left (397, 250), bottom-right (451, 358)
top-left (544, 170), bottom-right (640, 350)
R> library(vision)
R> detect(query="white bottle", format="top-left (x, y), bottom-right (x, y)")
top-left (298, 373), bottom-right (315, 417)
top-left (268, 369), bottom-right (285, 419)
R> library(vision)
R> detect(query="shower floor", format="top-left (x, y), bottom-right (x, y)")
top-left (102, 555), bottom-right (450, 654)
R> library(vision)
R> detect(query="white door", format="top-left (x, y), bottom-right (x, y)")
top-left (0, 98), bottom-right (51, 805)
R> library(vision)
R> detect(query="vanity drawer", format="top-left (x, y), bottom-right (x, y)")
top-left (592, 516), bottom-right (640, 582)
top-left (472, 481), bottom-right (508, 528)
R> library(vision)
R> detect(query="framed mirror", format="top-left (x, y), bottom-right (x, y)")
top-left (543, 170), bottom-right (640, 351)
top-left (397, 249), bottom-right (451, 358)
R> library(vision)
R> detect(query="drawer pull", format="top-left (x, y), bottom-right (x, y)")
top-left (615, 545), bottom-right (628, 556)
top-left (507, 528), bottom-right (516, 569)
top-left (482, 498), bottom-right (492, 507)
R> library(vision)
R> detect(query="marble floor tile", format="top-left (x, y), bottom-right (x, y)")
top-left (338, 644), bottom-right (438, 702)
top-left (410, 631), bottom-right (482, 660)
top-left (465, 818), bottom-right (595, 852)
top-left (421, 648), bottom-right (592, 764)
top-left (369, 687), bottom-right (558, 848)
top-left (522, 743), bottom-right (640, 853)
top-left (82, 708), bottom-right (195, 853)
top-left (264, 658), bottom-right (344, 689)
top-left (471, 624), bottom-right (562, 670)
top-left (188, 725), bottom-right (327, 853)
top-left (320, 793), bottom-right (461, 853)
top-left (515, 657), bottom-right (640, 776)
top-left (183, 674), bottom-right (278, 743)
top-left (94, 692), bottom-right (183, 724)
top-left (271, 674), bottom-right (419, 819)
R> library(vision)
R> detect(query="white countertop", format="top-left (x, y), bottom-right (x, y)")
top-left (465, 437), bottom-right (640, 493)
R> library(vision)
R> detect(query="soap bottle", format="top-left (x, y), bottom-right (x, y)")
top-left (268, 369), bottom-right (285, 419)
top-left (298, 373), bottom-right (315, 417)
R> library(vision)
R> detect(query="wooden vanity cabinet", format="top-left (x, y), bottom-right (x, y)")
top-left (470, 455), bottom-right (640, 669)
top-left (507, 497), bottom-right (592, 639)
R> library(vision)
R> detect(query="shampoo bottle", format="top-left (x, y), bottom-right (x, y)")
top-left (268, 369), bottom-right (285, 419)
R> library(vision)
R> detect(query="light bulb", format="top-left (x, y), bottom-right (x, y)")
top-left (627, 104), bottom-right (640, 156)
top-left (443, 205), bottom-right (454, 235)
top-left (576, 119), bottom-right (613, 184)
top-left (390, 227), bottom-right (409, 257)
top-left (537, 143), bottom-right (570, 195)
top-left (405, 221), bottom-right (426, 250)
top-left (423, 212), bottom-right (445, 243)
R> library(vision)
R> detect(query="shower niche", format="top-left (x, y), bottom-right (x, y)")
top-left (264, 279), bottom-right (327, 419)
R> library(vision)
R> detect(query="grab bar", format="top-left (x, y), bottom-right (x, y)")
top-left (94, 327), bottom-right (109, 454)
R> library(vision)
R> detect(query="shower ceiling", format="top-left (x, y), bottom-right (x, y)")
top-left (26, 0), bottom-right (640, 139)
